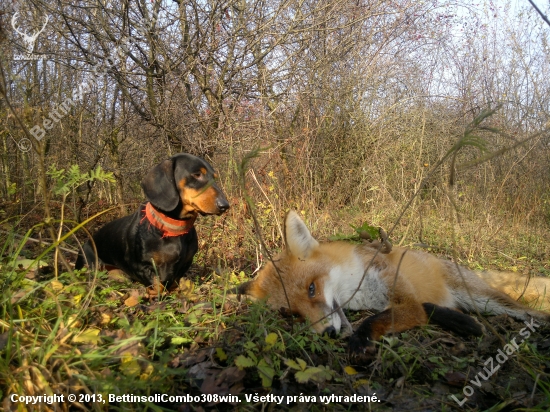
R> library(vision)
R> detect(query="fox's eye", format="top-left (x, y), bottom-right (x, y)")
top-left (308, 282), bottom-right (315, 298)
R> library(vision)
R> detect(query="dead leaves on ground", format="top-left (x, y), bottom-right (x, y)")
top-left (122, 277), bottom-right (199, 306)
top-left (123, 289), bottom-right (140, 307)
top-left (172, 349), bottom-right (244, 405)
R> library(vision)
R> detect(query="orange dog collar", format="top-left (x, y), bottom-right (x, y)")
top-left (144, 202), bottom-right (195, 237)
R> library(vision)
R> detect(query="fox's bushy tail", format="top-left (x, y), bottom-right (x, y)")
top-left (478, 270), bottom-right (550, 313)
top-left (443, 262), bottom-right (550, 322)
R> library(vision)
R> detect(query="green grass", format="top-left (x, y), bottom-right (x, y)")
top-left (1, 200), bottom-right (550, 411)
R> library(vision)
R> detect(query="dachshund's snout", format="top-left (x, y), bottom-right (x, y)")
top-left (216, 197), bottom-right (230, 213)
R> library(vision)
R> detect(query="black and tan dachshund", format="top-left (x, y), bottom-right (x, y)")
top-left (75, 153), bottom-right (229, 288)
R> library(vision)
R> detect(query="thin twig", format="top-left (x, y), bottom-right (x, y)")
top-left (527, 0), bottom-right (550, 28)
top-left (0, 230), bottom-right (78, 255)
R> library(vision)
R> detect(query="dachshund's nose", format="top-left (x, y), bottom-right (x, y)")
top-left (217, 198), bottom-right (230, 212)
top-left (322, 326), bottom-right (337, 338)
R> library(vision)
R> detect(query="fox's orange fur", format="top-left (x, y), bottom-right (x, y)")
top-left (238, 211), bottom-right (550, 352)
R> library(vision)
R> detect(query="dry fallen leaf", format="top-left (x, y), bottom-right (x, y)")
top-left (73, 328), bottom-right (101, 345)
top-left (67, 314), bottom-right (82, 329)
top-left (50, 280), bottom-right (64, 291)
top-left (120, 353), bottom-right (141, 377)
top-left (107, 269), bottom-right (127, 282)
top-left (444, 371), bottom-right (467, 387)
top-left (124, 289), bottom-right (141, 307)
top-left (344, 365), bottom-right (358, 375)
top-left (140, 362), bottom-right (154, 380)
top-left (10, 289), bottom-right (28, 305)
top-left (200, 366), bottom-right (246, 401)
top-left (100, 313), bottom-right (112, 325)
top-left (180, 278), bottom-right (195, 297)
top-left (124, 295), bottom-right (140, 307)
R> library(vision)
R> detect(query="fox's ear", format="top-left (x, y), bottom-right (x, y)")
top-left (285, 210), bottom-right (319, 260)
top-left (236, 280), bottom-right (253, 295)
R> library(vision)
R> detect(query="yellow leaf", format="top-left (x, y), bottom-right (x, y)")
top-left (120, 353), bottom-right (140, 377)
top-left (180, 279), bottom-right (195, 297)
top-left (265, 333), bottom-right (278, 347)
top-left (50, 280), bottom-right (64, 291)
top-left (353, 378), bottom-right (369, 388)
top-left (344, 366), bottom-right (358, 375)
top-left (14, 258), bottom-right (48, 270)
top-left (73, 294), bottom-right (82, 305)
top-left (140, 362), bottom-right (154, 380)
top-left (100, 313), bottom-right (111, 325)
top-left (284, 359), bottom-right (302, 370)
top-left (216, 347), bottom-right (228, 361)
top-left (73, 328), bottom-right (101, 345)
top-left (67, 314), bottom-right (81, 329)
top-left (30, 366), bottom-right (53, 394)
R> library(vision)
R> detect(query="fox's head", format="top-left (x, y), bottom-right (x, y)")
top-left (238, 211), bottom-right (354, 335)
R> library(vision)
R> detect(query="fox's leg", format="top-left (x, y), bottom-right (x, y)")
top-left (348, 300), bottom-right (427, 354)
top-left (422, 303), bottom-right (484, 337)
top-left (348, 274), bottom-right (431, 354)
top-left (348, 301), bottom-right (486, 354)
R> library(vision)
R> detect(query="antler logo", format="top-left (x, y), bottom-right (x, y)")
top-left (11, 12), bottom-right (49, 56)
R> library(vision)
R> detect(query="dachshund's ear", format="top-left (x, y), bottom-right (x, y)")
top-left (141, 159), bottom-right (179, 211)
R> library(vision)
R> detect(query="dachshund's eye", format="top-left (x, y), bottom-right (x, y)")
top-left (192, 173), bottom-right (202, 179)
top-left (308, 282), bottom-right (315, 298)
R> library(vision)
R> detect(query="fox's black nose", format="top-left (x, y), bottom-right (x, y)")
top-left (322, 326), bottom-right (337, 338)
top-left (217, 197), bottom-right (230, 212)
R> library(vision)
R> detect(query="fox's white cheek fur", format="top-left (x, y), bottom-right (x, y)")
top-left (328, 311), bottom-right (341, 332)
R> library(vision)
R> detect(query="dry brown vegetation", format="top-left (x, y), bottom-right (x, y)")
top-left (2, 0), bottom-right (550, 410)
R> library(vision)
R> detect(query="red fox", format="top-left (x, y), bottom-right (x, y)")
top-left (238, 211), bottom-right (550, 353)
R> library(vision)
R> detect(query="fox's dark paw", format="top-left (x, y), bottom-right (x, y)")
top-left (347, 334), bottom-right (376, 356)
top-left (422, 302), bottom-right (485, 337)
